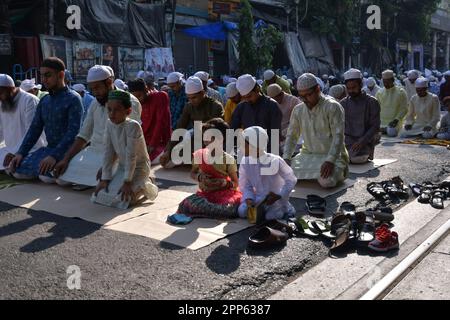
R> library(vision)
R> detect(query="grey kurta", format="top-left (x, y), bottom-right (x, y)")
top-left (283, 94), bottom-right (349, 182)
top-left (340, 92), bottom-right (381, 157)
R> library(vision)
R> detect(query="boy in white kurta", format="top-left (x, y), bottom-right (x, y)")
top-left (238, 126), bottom-right (297, 221)
top-left (93, 90), bottom-right (157, 209)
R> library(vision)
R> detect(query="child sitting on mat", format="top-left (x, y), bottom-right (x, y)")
top-left (92, 90), bottom-right (158, 209)
top-left (175, 118), bottom-right (242, 220)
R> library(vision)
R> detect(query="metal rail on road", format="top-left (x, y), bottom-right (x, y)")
top-left (360, 218), bottom-right (450, 300)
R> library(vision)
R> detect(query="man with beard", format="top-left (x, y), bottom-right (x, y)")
top-left (0, 74), bottom-right (46, 171)
top-left (9, 58), bottom-right (83, 183)
top-left (340, 69), bottom-right (381, 164)
top-left (283, 73), bottom-right (349, 189)
top-left (53, 65), bottom-right (142, 188)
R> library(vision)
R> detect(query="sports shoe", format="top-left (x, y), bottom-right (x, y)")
top-left (368, 224), bottom-right (399, 252)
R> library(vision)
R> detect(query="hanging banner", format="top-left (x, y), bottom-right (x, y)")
top-left (119, 47), bottom-right (144, 81)
top-left (144, 48), bottom-right (175, 79)
top-left (40, 35), bottom-right (72, 73)
top-left (101, 44), bottom-right (119, 76)
top-left (73, 41), bottom-right (100, 81)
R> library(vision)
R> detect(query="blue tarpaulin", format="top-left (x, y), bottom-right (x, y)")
top-left (183, 21), bottom-right (238, 41)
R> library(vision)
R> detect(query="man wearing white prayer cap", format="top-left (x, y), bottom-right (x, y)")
top-left (266, 83), bottom-right (300, 143)
top-left (283, 73), bottom-right (349, 189)
top-left (400, 77), bottom-right (440, 139)
top-left (262, 69), bottom-right (291, 95)
top-left (376, 70), bottom-right (408, 137)
top-left (328, 84), bottom-right (347, 101)
top-left (54, 65), bottom-right (142, 188)
top-left (404, 70), bottom-right (421, 101)
top-left (238, 126), bottom-right (297, 221)
top-left (341, 69), bottom-right (381, 164)
top-left (223, 82), bottom-right (241, 124)
top-left (114, 79), bottom-right (128, 91)
top-left (0, 74), bottom-right (45, 171)
top-left (159, 76), bottom-right (224, 169)
top-left (232, 74), bottom-right (282, 153)
top-left (19, 78), bottom-right (47, 99)
top-left (167, 72), bottom-right (187, 129)
top-left (194, 71), bottom-right (224, 104)
top-left (363, 77), bottom-right (381, 97)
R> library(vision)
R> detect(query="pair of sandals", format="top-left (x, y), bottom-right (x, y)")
top-left (367, 176), bottom-right (409, 201)
top-left (248, 220), bottom-right (295, 249)
top-left (410, 181), bottom-right (450, 210)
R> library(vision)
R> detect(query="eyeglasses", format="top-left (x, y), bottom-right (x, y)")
top-left (298, 89), bottom-right (316, 101)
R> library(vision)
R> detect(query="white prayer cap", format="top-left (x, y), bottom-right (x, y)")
top-left (382, 69), bottom-right (395, 80)
top-left (281, 75), bottom-right (288, 80)
top-left (20, 78), bottom-right (42, 91)
top-left (444, 70), bottom-right (450, 77)
top-left (194, 71), bottom-right (209, 82)
top-left (87, 65), bottom-right (114, 83)
top-left (322, 74), bottom-right (329, 80)
top-left (207, 79), bottom-right (214, 86)
top-left (297, 73), bottom-right (319, 91)
top-left (328, 85), bottom-right (346, 99)
top-left (0, 74), bottom-right (15, 88)
top-left (367, 77), bottom-right (376, 87)
top-left (344, 68), bottom-right (363, 81)
top-left (229, 77), bottom-right (237, 83)
top-left (72, 83), bottom-right (86, 93)
top-left (263, 70), bottom-right (275, 81)
top-left (242, 126), bottom-right (268, 152)
top-left (363, 72), bottom-right (369, 77)
top-left (415, 77), bottom-right (428, 88)
top-left (267, 84), bottom-right (282, 98)
top-left (407, 70), bottom-right (420, 80)
top-left (114, 79), bottom-right (128, 91)
top-left (226, 82), bottom-right (239, 99)
top-left (185, 76), bottom-right (204, 95)
top-left (256, 79), bottom-right (263, 86)
top-left (167, 72), bottom-right (184, 84)
top-left (236, 74), bottom-right (257, 96)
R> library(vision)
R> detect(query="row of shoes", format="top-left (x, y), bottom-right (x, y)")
top-left (409, 181), bottom-right (450, 210)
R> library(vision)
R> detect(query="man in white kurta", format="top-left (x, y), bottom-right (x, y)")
top-left (404, 70), bottom-right (420, 101)
top-left (0, 74), bottom-right (46, 170)
top-left (283, 74), bottom-right (349, 189)
top-left (238, 126), bottom-right (297, 221)
top-left (400, 77), bottom-right (441, 139)
top-left (363, 77), bottom-right (381, 97)
top-left (54, 65), bottom-right (141, 187)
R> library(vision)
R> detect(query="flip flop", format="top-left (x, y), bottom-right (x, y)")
top-left (339, 202), bottom-right (356, 217)
top-left (306, 195), bottom-right (327, 216)
top-left (366, 208), bottom-right (395, 223)
top-left (328, 215), bottom-right (352, 249)
top-left (262, 219), bottom-right (296, 237)
top-left (295, 217), bottom-right (321, 238)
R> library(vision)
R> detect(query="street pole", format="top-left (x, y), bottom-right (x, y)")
top-left (295, 0), bottom-right (299, 35)
top-left (432, 31), bottom-right (437, 70)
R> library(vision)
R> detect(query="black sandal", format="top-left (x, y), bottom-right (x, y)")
top-left (367, 182), bottom-right (388, 201)
top-left (306, 195), bottom-right (327, 216)
top-left (430, 190), bottom-right (446, 210)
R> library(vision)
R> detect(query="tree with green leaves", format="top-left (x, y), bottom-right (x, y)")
top-left (255, 24), bottom-right (284, 73)
top-left (238, 0), bottom-right (257, 75)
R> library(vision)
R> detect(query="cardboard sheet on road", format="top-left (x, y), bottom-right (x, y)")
top-left (291, 179), bottom-right (357, 200)
top-left (0, 184), bottom-right (251, 250)
top-left (349, 159), bottom-right (398, 174)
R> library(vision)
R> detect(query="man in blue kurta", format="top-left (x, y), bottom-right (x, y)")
top-left (9, 57), bottom-right (83, 183)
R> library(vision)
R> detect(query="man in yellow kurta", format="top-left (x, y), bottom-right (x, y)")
top-left (223, 82), bottom-right (241, 125)
top-left (262, 70), bottom-right (291, 95)
top-left (283, 73), bottom-right (349, 189)
top-left (400, 77), bottom-right (441, 139)
top-left (404, 70), bottom-right (420, 101)
top-left (376, 70), bottom-right (408, 137)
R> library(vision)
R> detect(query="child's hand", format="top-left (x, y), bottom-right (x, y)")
top-left (119, 181), bottom-right (134, 202)
top-left (95, 180), bottom-right (110, 196)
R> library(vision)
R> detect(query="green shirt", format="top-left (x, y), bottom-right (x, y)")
top-left (262, 76), bottom-right (292, 95)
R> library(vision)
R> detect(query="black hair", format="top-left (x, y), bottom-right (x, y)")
top-left (41, 57), bottom-right (66, 72)
top-left (127, 78), bottom-right (147, 92)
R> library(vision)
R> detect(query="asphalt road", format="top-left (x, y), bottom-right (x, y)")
top-left (0, 141), bottom-right (449, 300)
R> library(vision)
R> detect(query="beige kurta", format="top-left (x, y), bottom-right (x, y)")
top-left (376, 86), bottom-right (408, 130)
top-left (400, 93), bottom-right (441, 137)
top-left (283, 95), bottom-right (349, 181)
top-left (60, 90), bottom-right (142, 186)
